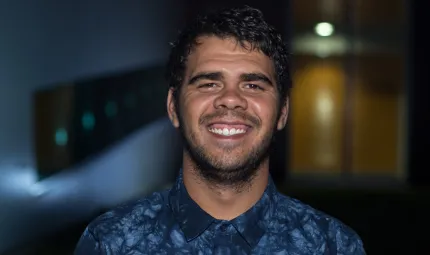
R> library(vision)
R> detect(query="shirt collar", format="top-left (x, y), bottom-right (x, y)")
top-left (169, 171), bottom-right (215, 242)
top-left (169, 170), bottom-right (277, 247)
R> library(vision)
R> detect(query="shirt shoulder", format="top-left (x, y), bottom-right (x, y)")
top-left (76, 190), bottom-right (172, 254)
top-left (273, 193), bottom-right (366, 254)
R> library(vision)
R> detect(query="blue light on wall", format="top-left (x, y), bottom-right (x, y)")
top-left (105, 101), bottom-right (118, 118)
top-left (54, 128), bottom-right (68, 146)
top-left (81, 111), bottom-right (95, 131)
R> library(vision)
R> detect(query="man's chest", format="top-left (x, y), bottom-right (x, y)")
top-left (110, 230), bottom-right (330, 255)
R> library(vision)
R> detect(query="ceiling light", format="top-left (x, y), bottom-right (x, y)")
top-left (315, 22), bottom-right (334, 37)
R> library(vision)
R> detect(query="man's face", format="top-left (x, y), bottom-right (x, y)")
top-left (168, 36), bottom-right (288, 186)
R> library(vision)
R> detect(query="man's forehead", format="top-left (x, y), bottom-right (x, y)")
top-left (186, 36), bottom-right (275, 77)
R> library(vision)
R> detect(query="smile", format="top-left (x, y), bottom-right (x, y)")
top-left (208, 127), bottom-right (247, 136)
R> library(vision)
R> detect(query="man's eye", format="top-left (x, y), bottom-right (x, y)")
top-left (246, 84), bottom-right (264, 90)
top-left (198, 83), bottom-right (217, 88)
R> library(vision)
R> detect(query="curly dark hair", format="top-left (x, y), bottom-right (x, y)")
top-left (166, 6), bottom-right (291, 105)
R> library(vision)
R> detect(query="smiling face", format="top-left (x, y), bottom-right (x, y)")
top-left (168, 36), bottom-right (288, 187)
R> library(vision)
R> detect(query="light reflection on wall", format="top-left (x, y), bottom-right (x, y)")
top-left (0, 117), bottom-right (182, 253)
top-left (316, 90), bottom-right (334, 125)
top-left (290, 0), bottom-right (407, 181)
top-left (0, 165), bottom-right (40, 196)
top-left (315, 89), bottom-right (337, 168)
top-left (291, 60), bottom-right (345, 173)
top-left (292, 34), bottom-right (348, 58)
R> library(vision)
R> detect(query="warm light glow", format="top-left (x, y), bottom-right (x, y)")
top-left (292, 34), bottom-right (348, 58)
top-left (317, 91), bottom-right (334, 123)
top-left (314, 22), bottom-right (334, 37)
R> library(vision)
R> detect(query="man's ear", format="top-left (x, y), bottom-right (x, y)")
top-left (167, 88), bottom-right (180, 128)
top-left (277, 97), bottom-right (289, 130)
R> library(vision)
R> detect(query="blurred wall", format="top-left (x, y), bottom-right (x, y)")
top-left (0, 1), bottom-right (181, 166)
top-left (289, 0), bottom-right (407, 179)
top-left (0, 1), bottom-right (184, 253)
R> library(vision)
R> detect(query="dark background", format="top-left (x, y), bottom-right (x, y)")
top-left (0, 0), bottom-right (429, 254)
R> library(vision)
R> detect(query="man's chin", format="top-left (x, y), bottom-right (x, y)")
top-left (203, 142), bottom-right (246, 155)
top-left (196, 157), bottom-right (247, 173)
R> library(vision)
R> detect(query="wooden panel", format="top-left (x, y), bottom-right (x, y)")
top-left (290, 0), bottom-right (406, 177)
top-left (290, 57), bottom-right (345, 173)
top-left (355, 0), bottom-right (406, 25)
top-left (292, 0), bottom-right (348, 25)
top-left (351, 53), bottom-right (405, 173)
top-left (292, 0), bottom-right (405, 26)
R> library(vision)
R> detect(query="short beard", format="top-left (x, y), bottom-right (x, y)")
top-left (176, 108), bottom-right (276, 192)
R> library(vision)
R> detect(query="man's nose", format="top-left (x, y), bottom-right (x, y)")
top-left (213, 86), bottom-right (248, 110)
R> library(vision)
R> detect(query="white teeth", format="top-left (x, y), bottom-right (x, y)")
top-left (209, 128), bottom-right (246, 136)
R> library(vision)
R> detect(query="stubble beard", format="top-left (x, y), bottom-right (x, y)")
top-left (177, 107), bottom-right (277, 192)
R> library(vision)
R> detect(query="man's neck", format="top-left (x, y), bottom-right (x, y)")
top-left (182, 157), bottom-right (270, 221)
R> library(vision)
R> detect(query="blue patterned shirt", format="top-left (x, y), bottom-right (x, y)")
top-left (75, 172), bottom-right (365, 254)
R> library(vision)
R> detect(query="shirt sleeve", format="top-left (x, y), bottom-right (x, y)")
top-left (342, 237), bottom-right (366, 255)
top-left (335, 226), bottom-right (366, 255)
top-left (74, 227), bottom-right (105, 255)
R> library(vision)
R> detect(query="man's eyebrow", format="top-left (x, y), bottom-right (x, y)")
top-left (188, 72), bottom-right (224, 85)
top-left (240, 73), bottom-right (273, 86)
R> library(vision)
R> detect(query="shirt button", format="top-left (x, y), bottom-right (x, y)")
top-left (220, 224), bottom-right (229, 232)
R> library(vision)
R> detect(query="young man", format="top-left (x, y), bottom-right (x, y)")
top-left (75, 6), bottom-right (365, 254)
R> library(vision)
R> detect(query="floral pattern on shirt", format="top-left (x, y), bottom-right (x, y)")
top-left (75, 172), bottom-right (365, 255)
